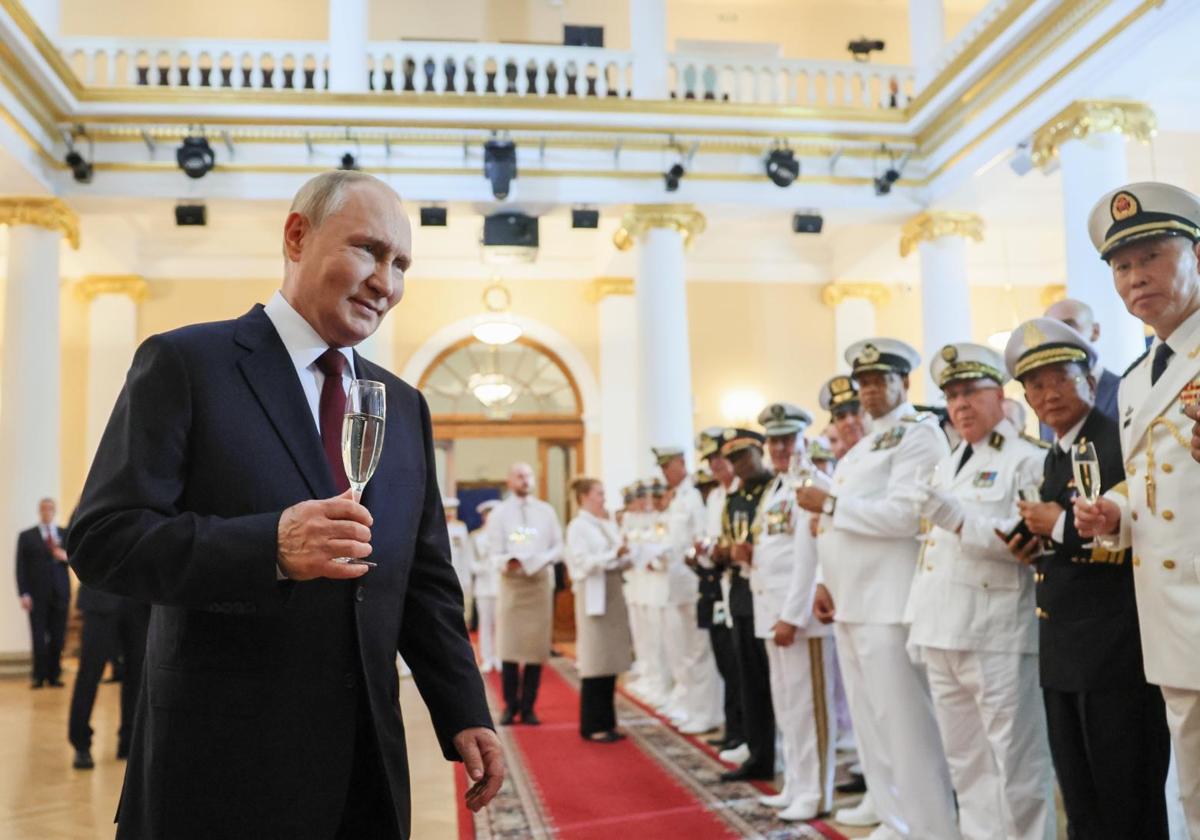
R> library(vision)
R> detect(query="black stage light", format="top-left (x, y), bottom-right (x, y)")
top-left (339, 152), bottom-right (359, 171)
top-left (176, 136), bottom-right (215, 179)
top-left (792, 212), bottom-right (823, 234)
top-left (765, 148), bottom-right (799, 187)
top-left (174, 203), bottom-right (207, 226)
top-left (571, 208), bottom-right (599, 229)
top-left (420, 206), bottom-right (447, 226)
top-left (873, 167), bottom-right (900, 196)
top-left (484, 139), bottom-right (517, 200)
top-left (848, 37), bottom-right (886, 61)
top-left (65, 149), bottom-right (92, 184)
top-left (664, 162), bottom-right (685, 192)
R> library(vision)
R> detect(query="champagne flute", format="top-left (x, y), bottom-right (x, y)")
top-left (337, 379), bottom-right (386, 565)
top-left (1071, 441), bottom-right (1101, 550)
top-left (1018, 482), bottom-right (1054, 558)
top-left (788, 448), bottom-right (814, 491)
top-left (732, 511), bottom-right (750, 544)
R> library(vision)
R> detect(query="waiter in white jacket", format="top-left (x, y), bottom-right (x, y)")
top-left (751, 402), bottom-right (837, 822)
top-left (795, 338), bottom-right (959, 840)
top-left (908, 343), bottom-right (1056, 840)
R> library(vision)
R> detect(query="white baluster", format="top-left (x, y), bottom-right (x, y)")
top-left (316, 54), bottom-right (328, 90)
top-left (534, 59), bottom-right (548, 96)
top-left (595, 62), bottom-right (608, 98)
top-left (515, 57), bottom-right (527, 95)
top-left (270, 53), bottom-right (283, 89)
top-left (552, 59), bottom-right (566, 96)
top-left (433, 53), bottom-right (447, 93)
top-left (492, 56), bottom-right (504, 94)
top-left (251, 54), bottom-right (264, 89)
top-left (368, 53), bottom-right (380, 92)
top-left (451, 51), bottom-right (466, 94)
top-left (188, 52), bottom-right (200, 87)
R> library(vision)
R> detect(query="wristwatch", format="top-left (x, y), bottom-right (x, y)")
top-left (821, 495), bottom-right (837, 516)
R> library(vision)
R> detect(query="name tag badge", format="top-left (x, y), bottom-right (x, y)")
top-left (973, 471), bottom-right (998, 488)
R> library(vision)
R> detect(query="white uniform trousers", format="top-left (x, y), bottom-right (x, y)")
top-left (922, 648), bottom-right (1055, 840)
top-left (626, 597), bottom-right (646, 682)
top-left (475, 595), bottom-right (499, 669)
top-left (635, 604), bottom-right (671, 703)
top-left (767, 636), bottom-right (836, 814)
top-left (665, 602), bottom-right (724, 729)
top-left (1163, 686), bottom-right (1200, 838)
top-left (835, 622), bottom-right (960, 840)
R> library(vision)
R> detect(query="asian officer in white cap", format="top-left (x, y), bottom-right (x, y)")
top-left (907, 343), bottom-right (1055, 840)
top-left (795, 338), bottom-right (958, 839)
top-left (1073, 180), bottom-right (1200, 836)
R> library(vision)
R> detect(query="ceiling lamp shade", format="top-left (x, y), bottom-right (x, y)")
top-left (471, 280), bottom-right (523, 345)
top-left (469, 372), bottom-right (515, 407)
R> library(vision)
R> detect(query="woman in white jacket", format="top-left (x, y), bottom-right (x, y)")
top-left (566, 478), bottom-right (633, 742)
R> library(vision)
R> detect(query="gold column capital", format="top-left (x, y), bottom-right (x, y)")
top-left (900, 211), bottom-right (984, 258)
top-left (585, 276), bottom-right (634, 302)
top-left (73, 274), bottom-right (148, 302)
top-left (821, 282), bottom-right (893, 308)
top-left (1040, 283), bottom-right (1067, 310)
top-left (1031, 100), bottom-right (1156, 169)
top-left (0, 196), bottom-right (80, 249)
top-left (613, 204), bottom-right (706, 251)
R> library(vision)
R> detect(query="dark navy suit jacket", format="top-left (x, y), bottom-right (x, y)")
top-left (68, 305), bottom-right (490, 839)
top-left (15, 525), bottom-right (70, 603)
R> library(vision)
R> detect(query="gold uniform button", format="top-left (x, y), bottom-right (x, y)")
top-left (1164, 559), bottom-right (1177, 570)
top-left (1133, 556), bottom-right (1141, 567)
top-left (1164, 510), bottom-right (1175, 521)
top-left (1036, 607), bottom-right (1048, 620)
top-left (1035, 572), bottom-right (1044, 583)
top-left (925, 564), bottom-right (933, 571)
top-left (1163, 463), bottom-right (1174, 474)
top-left (982, 581), bottom-right (989, 589)
top-left (1132, 511), bottom-right (1139, 521)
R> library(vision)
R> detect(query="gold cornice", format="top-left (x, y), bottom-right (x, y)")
top-left (73, 274), bottom-right (148, 302)
top-left (1040, 283), bottom-right (1067, 310)
top-left (613, 205), bottom-right (707, 251)
top-left (899, 211), bottom-right (984, 258)
top-left (0, 197), bottom-right (79, 248)
top-left (1031, 100), bottom-right (1156, 168)
top-left (585, 276), bottom-right (634, 302)
top-left (821, 282), bottom-right (893, 308)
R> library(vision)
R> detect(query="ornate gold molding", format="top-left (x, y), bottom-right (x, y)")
top-left (585, 276), bottom-right (634, 302)
top-left (821, 282), bottom-right (893, 308)
top-left (613, 205), bottom-right (706, 251)
top-left (73, 274), bottom-right (148, 302)
top-left (1040, 283), bottom-right (1067, 310)
top-left (0, 197), bottom-right (79, 249)
top-left (1031, 100), bottom-right (1156, 169)
top-left (899, 211), bottom-right (984, 258)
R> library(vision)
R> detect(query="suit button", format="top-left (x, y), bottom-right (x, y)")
top-left (1163, 463), bottom-right (1174, 474)
top-left (1164, 559), bottom-right (1177, 570)
top-left (1163, 510), bottom-right (1175, 521)
top-left (1132, 512), bottom-right (1139, 522)
top-left (344, 672), bottom-right (357, 689)
top-left (355, 585), bottom-right (366, 602)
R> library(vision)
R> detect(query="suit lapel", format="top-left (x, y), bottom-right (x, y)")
top-left (235, 306), bottom-right (335, 499)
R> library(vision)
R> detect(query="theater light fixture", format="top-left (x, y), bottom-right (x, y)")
top-left (484, 138), bottom-right (517, 200)
top-left (765, 148), bottom-right (799, 187)
top-left (176, 135), bottom-right (215, 179)
top-left (339, 152), bottom-right (359, 171)
top-left (471, 280), bottom-right (523, 346)
top-left (65, 148), bottom-right (92, 184)
top-left (664, 162), bottom-right (685, 192)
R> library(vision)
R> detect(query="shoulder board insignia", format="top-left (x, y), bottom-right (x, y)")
top-left (1123, 347), bottom-right (1151, 378)
top-left (871, 425), bottom-right (906, 450)
top-left (989, 431), bottom-right (1005, 450)
top-left (1020, 432), bottom-right (1051, 450)
top-left (902, 411), bottom-right (936, 423)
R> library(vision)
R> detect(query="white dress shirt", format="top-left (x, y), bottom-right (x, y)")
top-left (263, 290), bottom-right (356, 431)
top-left (484, 494), bottom-right (564, 576)
top-left (1049, 414), bottom-right (1088, 544)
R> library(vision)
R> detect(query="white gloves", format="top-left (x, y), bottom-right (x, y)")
top-left (917, 485), bottom-right (965, 533)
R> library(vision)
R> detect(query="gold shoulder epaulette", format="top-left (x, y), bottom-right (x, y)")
top-left (902, 411), bottom-right (936, 423)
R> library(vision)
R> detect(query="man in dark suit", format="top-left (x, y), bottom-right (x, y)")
top-left (67, 581), bottom-right (150, 769)
top-left (1005, 317), bottom-right (1170, 838)
top-left (15, 497), bottom-right (70, 688)
top-left (68, 171), bottom-right (503, 840)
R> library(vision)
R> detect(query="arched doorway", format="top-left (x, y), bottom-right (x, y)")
top-left (418, 335), bottom-right (584, 643)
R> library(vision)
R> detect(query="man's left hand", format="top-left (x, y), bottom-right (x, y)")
top-left (772, 621), bottom-right (798, 647)
top-left (51, 547), bottom-right (67, 563)
top-left (920, 486), bottom-right (965, 533)
top-left (1018, 500), bottom-right (1063, 537)
top-left (454, 727), bottom-right (505, 812)
top-left (795, 486), bottom-right (828, 514)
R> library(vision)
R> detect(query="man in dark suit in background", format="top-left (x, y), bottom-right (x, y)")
top-left (68, 171), bottom-right (503, 840)
top-left (15, 497), bottom-right (70, 688)
top-left (1044, 298), bottom-right (1122, 418)
top-left (67, 581), bottom-right (150, 769)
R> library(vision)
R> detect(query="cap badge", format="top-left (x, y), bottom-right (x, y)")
top-left (940, 345), bottom-right (958, 363)
top-left (831, 376), bottom-right (850, 393)
top-left (1022, 322), bottom-right (1046, 349)
top-left (1111, 191), bottom-right (1140, 222)
top-left (722, 428), bottom-right (736, 441)
top-left (771, 404), bottom-right (786, 420)
top-left (858, 344), bottom-right (881, 364)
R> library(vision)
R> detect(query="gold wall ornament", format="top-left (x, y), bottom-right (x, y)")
top-left (820, 282), bottom-right (893, 308)
top-left (1040, 283), bottom-right (1067, 310)
top-left (899, 211), bottom-right (984, 258)
top-left (585, 276), bottom-right (634, 302)
top-left (1031, 100), bottom-right (1156, 169)
top-left (0, 197), bottom-right (80, 249)
top-left (74, 274), bottom-right (148, 302)
top-left (612, 205), bottom-right (706, 251)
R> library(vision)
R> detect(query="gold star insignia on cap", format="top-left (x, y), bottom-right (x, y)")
top-left (858, 344), bottom-right (881, 364)
top-left (1022, 322), bottom-right (1046, 349)
top-left (831, 376), bottom-right (850, 393)
top-left (941, 345), bottom-right (958, 362)
top-left (1111, 191), bottom-right (1139, 222)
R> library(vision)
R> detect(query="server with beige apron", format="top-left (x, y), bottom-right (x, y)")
top-left (566, 478), bottom-right (634, 742)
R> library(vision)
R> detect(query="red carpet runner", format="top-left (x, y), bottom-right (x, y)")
top-left (458, 659), bottom-right (851, 839)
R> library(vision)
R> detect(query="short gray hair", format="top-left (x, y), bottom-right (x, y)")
top-left (288, 170), bottom-right (396, 228)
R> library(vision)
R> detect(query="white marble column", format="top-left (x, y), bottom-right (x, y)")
top-left (1033, 101), bottom-right (1156, 371)
top-left (908, 0), bottom-right (945, 88)
top-left (0, 198), bottom-right (78, 664)
top-left (901, 211), bottom-right (983, 389)
top-left (629, 0), bottom-right (668, 99)
top-left (822, 284), bottom-right (892, 371)
top-left (328, 0), bottom-right (369, 93)
top-left (592, 279), bottom-right (639, 494)
top-left (79, 277), bottom-right (144, 466)
top-left (614, 206), bottom-right (705, 464)
top-left (22, 0), bottom-right (60, 39)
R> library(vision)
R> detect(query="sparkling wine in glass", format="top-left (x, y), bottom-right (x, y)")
top-left (732, 511), bottom-right (750, 544)
top-left (788, 448), bottom-right (814, 491)
top-left (337, 379), bottom-right (385, 565)
top-left (1072, 441), bottom-right (1101, 550)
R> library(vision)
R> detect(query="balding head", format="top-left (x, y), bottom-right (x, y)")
top-left (507, 462), bottom-right (535, 497)
top-left (1045, 298), bottom-right (1100, 344)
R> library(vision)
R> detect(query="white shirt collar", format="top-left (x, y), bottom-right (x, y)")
top-left (263, 291), bottom-right (355, 378)
top-left (1056, 414), bottom-right (1088, 452)
top-left (871, 400), bottom-right (913, 432)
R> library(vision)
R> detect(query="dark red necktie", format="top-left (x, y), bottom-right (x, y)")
top-left (45, 531), bottom-right (56, 552)
top-left (316, 349), bottom-right (350, 493)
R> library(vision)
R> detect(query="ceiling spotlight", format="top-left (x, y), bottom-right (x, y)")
top-left (483, 138), bottom-right (517, 200)
top-left (176, 135), bottom-right (215, 179)
top-left (571, 208), bottom-right (599, 229)
top-left (765, 148), bottom-right (799, 187)
top-left (420, 206), bottom-right (447, 227)
top-left (65, 148), bottom-right (92, 184)
top-left (873, 166), bottom-right (901, 196)
top-left (847, 37), bottom-right (886, 62)
top-left (664, 162), bottom-right (685, 192)
top-left (339, 152), bottom-right (359, 171)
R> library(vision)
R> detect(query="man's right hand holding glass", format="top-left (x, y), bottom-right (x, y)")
top-left (1072, 495), bottom-right (1121, 539)
top-left (277, 488), bottom-right (373, 580)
